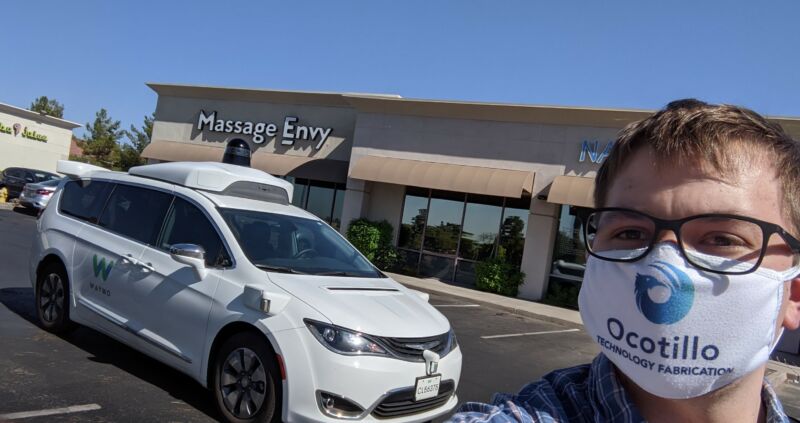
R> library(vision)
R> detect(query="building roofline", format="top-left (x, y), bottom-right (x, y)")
top-left (0, 102), bottom-right (81, 130)
top-left (147, 82), bottom-right (400, 108)
top-left (145, 83), bottom-right (800, 134)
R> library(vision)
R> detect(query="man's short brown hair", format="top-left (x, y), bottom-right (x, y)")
top-left (594, 99), bottom-right (800, 233)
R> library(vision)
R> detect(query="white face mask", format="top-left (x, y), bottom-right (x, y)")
top-left (579, 243), bottom-right (796, 399)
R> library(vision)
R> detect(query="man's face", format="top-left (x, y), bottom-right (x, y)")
top-left (604, 145), bottom-right (798, 329)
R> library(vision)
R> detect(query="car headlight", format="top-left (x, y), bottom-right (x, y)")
top-left (305, 319), bottom-right (388, 356)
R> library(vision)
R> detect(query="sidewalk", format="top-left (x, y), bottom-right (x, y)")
top-left (386, 271), bottom-right (582, 326)
top-left (388, 271), bottom-right (800, 414)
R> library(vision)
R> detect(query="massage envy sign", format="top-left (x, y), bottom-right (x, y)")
top-left (196, 110), bottom-right (333, 149)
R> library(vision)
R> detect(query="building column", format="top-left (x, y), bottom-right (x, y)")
top-left (339, 179), bottom-right (369, 235)
top-left (517, 198), bottom-right (559, 301)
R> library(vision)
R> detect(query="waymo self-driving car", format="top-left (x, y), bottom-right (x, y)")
top-left (30, 160), bottom-right (462, 422)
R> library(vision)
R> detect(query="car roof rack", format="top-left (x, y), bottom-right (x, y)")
top-left (128, 161), bottom-right (293, 205)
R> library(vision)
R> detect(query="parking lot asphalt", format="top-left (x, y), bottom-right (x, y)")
top-left (0, 208), bottom-right (598, 422)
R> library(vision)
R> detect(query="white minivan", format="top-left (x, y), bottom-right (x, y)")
top-left (29, 160), bottom-right (462, 422)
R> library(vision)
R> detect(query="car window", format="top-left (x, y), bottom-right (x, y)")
top-left (98, 184), bottom-right (173, 245)
top-left (59, 180), bottom-right (115, 223)
top-left (32, 172), bottom-right (59, 183)
top-left (159, 197), bottom-right (230, 267)
top-left (6, 168), bottom-right (22, 178)
top-left (220, 208), bottom-right (381, 278)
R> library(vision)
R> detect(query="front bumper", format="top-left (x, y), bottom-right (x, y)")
top-left (275, 327), bottom-right (462, 422)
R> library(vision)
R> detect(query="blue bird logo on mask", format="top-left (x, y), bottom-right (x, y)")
top-left (634, 261), bottom-right (694, 324)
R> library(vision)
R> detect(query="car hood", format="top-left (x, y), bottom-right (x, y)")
top-left (266, 273), bottom-right (450, 338)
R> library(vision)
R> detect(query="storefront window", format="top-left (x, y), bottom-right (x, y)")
top-left (459, 195), bottom-right (503, 262)
top-left (422, 190), bottom-right (465, 255)
top-left (398, 187), bottom-right (429, 250)
top-left (396, 186), bottom-right (530, 287)
top-left (283, 177), bottom-right (345, 228)
top-left (499, 197), bottom-right (530, 267)
top-left (545, 205), bottom-right (587, 309)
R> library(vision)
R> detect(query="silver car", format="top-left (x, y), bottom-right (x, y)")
top-left (18, 179), bottom-right (61, 210)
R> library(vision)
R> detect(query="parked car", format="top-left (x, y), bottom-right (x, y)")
top-left (30, 160), bottom-right (462, 423)
top-left (18, 178), bottom-right (62, 210)
top-left (0, 167), bottom-right (60, 202)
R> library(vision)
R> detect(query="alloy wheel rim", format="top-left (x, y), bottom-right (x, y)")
top-left (220, 347), bottom-right (268, 419)
top-left (39, 273), bottom-right (64, 323)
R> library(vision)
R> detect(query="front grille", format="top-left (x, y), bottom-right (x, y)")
top-left (383, 332), bottom-right (449, 361)
top-left (372, 380), bottom-right (455, 419)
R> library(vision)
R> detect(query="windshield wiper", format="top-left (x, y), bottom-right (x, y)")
top-left (255, 264), bottom-right (308, 275)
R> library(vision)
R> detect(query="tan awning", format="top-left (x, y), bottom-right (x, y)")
top-left (349, 156), bottom-right (534, 197)
top-left (141, 140), bottom-right (348, 183)
top-left (547, 175), bottom-right (595, 208)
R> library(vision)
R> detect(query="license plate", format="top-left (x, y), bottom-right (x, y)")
top-left (414, 374), bottom-right (441, 401)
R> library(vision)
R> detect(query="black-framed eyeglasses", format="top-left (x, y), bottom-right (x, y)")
top-left (577, 207), bottom-right (800, 275)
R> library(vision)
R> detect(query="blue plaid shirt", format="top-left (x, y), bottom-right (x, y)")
top-left (447, 354), bottom-right (789, 423)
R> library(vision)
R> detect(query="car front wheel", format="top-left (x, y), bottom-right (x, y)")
top-left (212, 332), bottom-right (281, 423)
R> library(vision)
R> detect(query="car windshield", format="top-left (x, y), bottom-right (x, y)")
top-left (220, 208), bottom-right (383, 278)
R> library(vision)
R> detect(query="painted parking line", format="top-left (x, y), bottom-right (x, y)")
top-left (432, 304), bottom-right (481, 308)
top-left (481, 328), bottom-right (580, 340)
top-left (0, 404), bottom-right (102, 420)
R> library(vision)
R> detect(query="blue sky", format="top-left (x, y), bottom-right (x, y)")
top-left (2, 1), bottom-right (798, 139)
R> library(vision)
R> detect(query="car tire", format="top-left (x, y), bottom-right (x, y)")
top-left (212, 331), bottom-right (281, 423)
top-left (35, 262), bottom-right (75, 333)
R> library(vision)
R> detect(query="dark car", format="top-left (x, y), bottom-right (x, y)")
top-left (0, 167), bottom-right (61, 202)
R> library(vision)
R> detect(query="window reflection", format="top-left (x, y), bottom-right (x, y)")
top-left (399, 188), bottom-right (429, 250)
top-left (500, 197), bottom-right (529, 267)
top-left (283, 177), bottom-right (345, 228)
top-left (423, 191), bottom-right (465, 255)
top-left (397, 186), bottom-right (530, 285)
top-left (460, 195), bottom-right (503, 261)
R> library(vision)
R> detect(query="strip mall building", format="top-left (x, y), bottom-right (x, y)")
top-left (142, 83), bottom-right (800, 304)
top-left (0, 102), bottom-right (80, 173)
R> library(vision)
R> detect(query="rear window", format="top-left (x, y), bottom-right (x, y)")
top-left (59, 180), bottom-right (114, 223)
top-left (98, 184), bottom-right (173, 245)
top-left (32, 172), bottom-right (60, 182)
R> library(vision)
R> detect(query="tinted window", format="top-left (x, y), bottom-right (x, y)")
top-left (99, 184), bottom-right (173, 245)
top-left (160, 198), bottom-right (229, 266)
top-left (59, 180), bottom-right (114, 223)
top-left (5, 168), bottom-right (22, 178)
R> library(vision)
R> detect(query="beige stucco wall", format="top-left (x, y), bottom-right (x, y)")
top-left (152, 95), bottom-right (357, 162)
top-left (0, 110), bottom-right (75, 173)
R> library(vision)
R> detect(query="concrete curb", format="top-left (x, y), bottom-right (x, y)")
top-left (386, 271), bottom-right (583, 327)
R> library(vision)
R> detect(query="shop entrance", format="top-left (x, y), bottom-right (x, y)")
top-left (397, 187), bottom-right (530, 286)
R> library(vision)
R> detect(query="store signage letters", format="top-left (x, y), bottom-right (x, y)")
top-left (196, 110), bottom-right (333, 149)
top-left (579, 140), bottom-right (614, 163)
top-left (0, 122), bottom-right (48, 142)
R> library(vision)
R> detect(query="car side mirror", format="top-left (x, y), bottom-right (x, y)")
top-left (169, 243), bottom-right (207, 278)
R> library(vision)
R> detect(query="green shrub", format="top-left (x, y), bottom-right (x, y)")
top-left (346, 218), bottom-right (400, 270)
top-left (475, 257), bottom-right (525, 297)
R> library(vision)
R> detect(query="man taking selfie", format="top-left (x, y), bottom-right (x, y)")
top-left (449, 99), bottom-right (800, 422)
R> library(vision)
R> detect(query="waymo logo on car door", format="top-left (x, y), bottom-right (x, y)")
top-left (91, 255), bottom-right (114, 281)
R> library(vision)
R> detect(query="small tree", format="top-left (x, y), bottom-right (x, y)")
top-left (30, 96), bottom-right (64, 118)
top-left (82, 109), bottom-right (124, 169)
top-left (128, 113), bottom-right (153, 154)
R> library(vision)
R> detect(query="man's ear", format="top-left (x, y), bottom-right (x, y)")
top-left (783, 277), bottom-right (800, 330)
